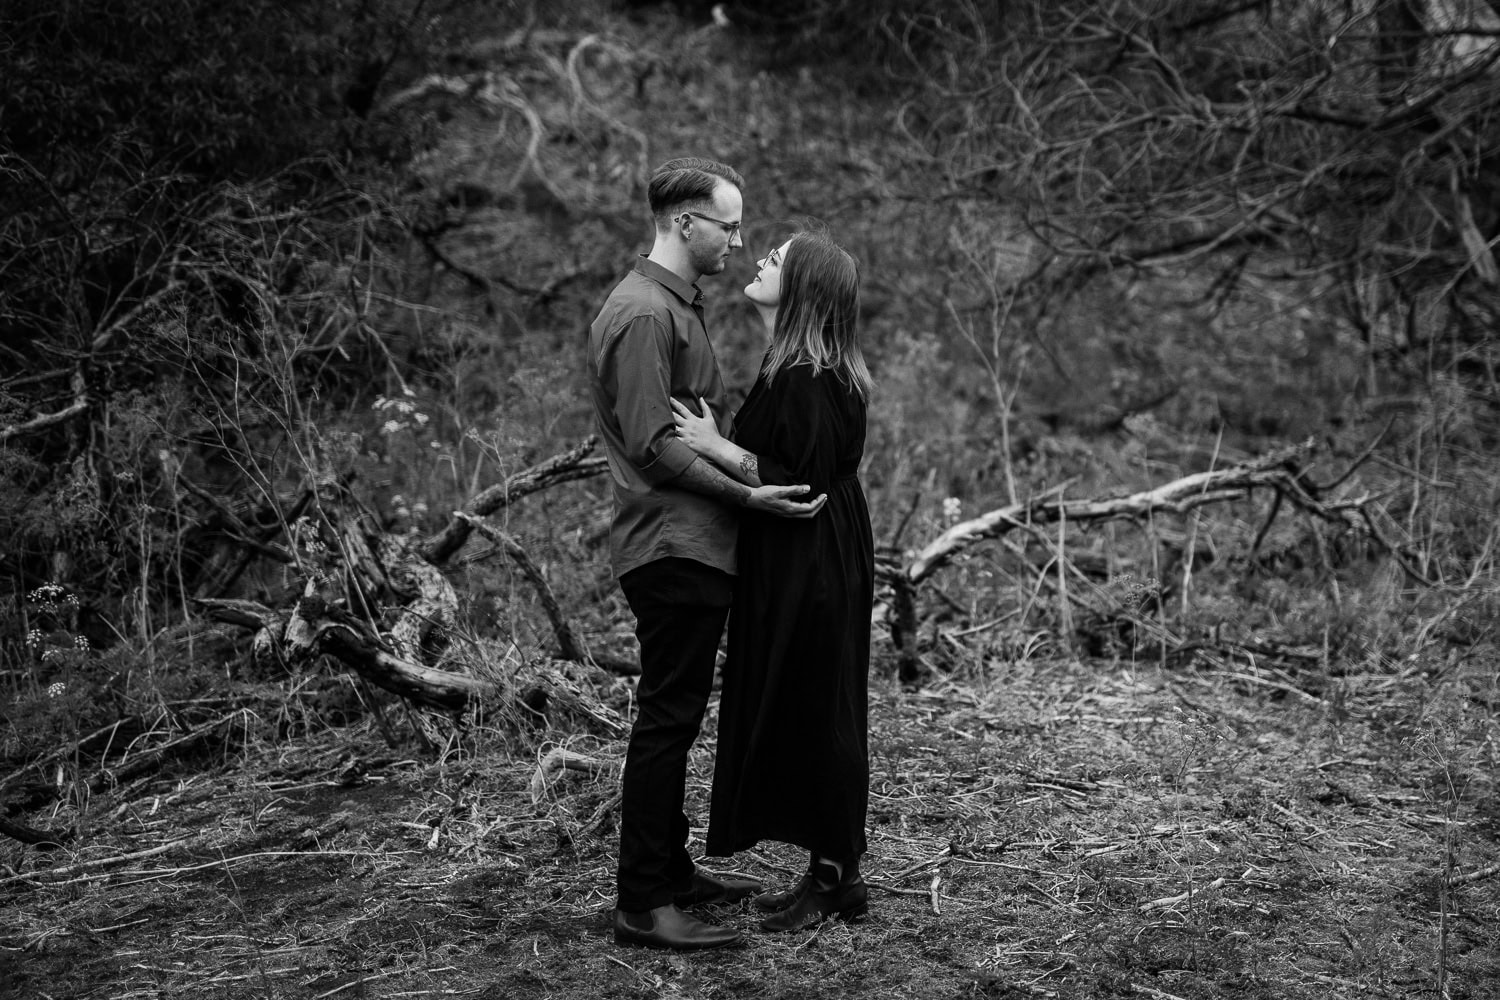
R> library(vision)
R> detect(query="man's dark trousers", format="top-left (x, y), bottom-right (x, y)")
top-left (616, 556), bottom-right (734, 912)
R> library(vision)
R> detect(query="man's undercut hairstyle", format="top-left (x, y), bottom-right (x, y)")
top-left (648, 157), bottom-right (745, 228)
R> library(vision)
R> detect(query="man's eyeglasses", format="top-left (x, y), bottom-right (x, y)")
top-left (678, 211), bottom-right (742, 238)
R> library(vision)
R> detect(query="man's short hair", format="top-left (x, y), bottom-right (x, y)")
top-left (648, 157), bottom-right (744, 225)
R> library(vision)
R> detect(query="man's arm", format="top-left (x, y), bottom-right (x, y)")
top-left (701, 438), bottom-right (763, 487)
top-left (673, 456), bottom-right (824, 518)
top-left (671, 396), bottom-right (763, 485)
top-left (599, 320), bottom-right (820, 516)
top-left (685, 436), bottom-right (763, 487)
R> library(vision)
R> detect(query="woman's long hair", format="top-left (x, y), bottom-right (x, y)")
top-left (761, 232), bottom-right (873, 400)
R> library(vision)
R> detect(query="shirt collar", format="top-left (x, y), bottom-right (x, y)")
top-left (634, 256), bottom-right (704, 309)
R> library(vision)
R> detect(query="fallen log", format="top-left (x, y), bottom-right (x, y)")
top-left (195, 595), bottom-right (624, 733)
top-left (197, 594), bottom-right (485, 713)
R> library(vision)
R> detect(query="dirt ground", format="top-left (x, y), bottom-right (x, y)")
top-left (3, 651), bottom-right (1497, 1000)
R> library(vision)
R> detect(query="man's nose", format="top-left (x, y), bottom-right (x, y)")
top-left (730, 229), bottom-right (743, 249)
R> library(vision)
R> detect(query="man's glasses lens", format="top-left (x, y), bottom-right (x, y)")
top-left (684, 211), bottom-right (740, 237)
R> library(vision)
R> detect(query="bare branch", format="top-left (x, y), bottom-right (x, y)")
top-left (457, 512), bottom-right (588, 663)
top-left (906, 440), bottom-right (1316, 584)
top-left (419, 438), bottom-right (606, 565)
top-left (0, 368), bottom-right (88, 443)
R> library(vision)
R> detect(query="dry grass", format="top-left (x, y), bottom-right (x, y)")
top-left (3, 640), bottom-right (1496, 1000)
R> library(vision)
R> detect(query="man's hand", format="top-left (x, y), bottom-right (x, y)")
top-left (746, 483), bottom-right (827, 519)
top-left (671, 457), bottom-right (823, 516)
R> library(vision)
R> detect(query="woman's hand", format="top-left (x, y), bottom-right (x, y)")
top-left (671, 396), bottom-right (725, 459)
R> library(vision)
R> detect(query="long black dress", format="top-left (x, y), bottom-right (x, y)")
top-left (706, 361), bottom-right (875, 862)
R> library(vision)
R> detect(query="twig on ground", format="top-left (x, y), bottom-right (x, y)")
top-left (1131, 984), bottom-right (1191, 1000)
top-left (529, 748), bottom-right (606, 806)
top-left (1452, 863), bottom-right (1500, 887)
top-left (577, 790), bottom-right (623, 837)
top-left (0, 838), bottom-right (193, 886)
top-left (1139, 876), bottom-right (1227, 912)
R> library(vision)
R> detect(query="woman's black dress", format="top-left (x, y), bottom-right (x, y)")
top-left (706, 362), bottom-right (875, 862)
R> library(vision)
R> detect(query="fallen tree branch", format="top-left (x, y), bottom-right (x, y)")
top-left (517, 662), bottom-right (626, 736)
top-left (420, 437), bottom-right (607, 565)
top-left (376, 535), bottom-right (460, 662)
top-left (0, 838), bottom-right (192, 885)
top-left (1453, 864), bottom-right (1500, 887)
top-left (196, 595), bottom-right (624, 733)
top-left (457, 512), bottom-right (587, 662)
top-left (83, 710), bottom-right (253, 796)
top-left (196, 595), bottom-right (487, 712)
top-left (906, 440), bottom-right (1317, 585)
top-left (0, 368), bottom-right (89, 444)
top-left (1139, 876), bottom-right (1228, 912)
top-left (1, 710), bottom-right (255, 841)
top-left (280, 593), bottom-right (491, 713)
top-left (0, 816), bottom-right (70, 848)
top-left (529, 748), bottom-right (606, 805)
top-left (882, 438), bottom-right (1421, 679)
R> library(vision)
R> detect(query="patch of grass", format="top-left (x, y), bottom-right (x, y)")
top-left (3, 642), bottom-right (1496, 1000)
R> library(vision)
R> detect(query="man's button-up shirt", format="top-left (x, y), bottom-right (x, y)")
top-left (588, 257), bottom-right (738, 579)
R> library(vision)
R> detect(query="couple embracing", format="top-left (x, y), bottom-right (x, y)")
top-left (587, 157), bottom-right (875, 950)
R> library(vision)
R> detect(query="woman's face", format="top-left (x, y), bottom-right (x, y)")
top-left (744, 239), bottom-right (793, 308)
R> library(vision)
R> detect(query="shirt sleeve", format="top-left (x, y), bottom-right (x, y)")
top-left (596, 315), bottom-right (701, 484)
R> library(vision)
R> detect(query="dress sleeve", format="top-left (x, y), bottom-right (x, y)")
top-left (754, 365), bottom-right (841, 495)
top-left (596, 315), bottom-right (700, 484)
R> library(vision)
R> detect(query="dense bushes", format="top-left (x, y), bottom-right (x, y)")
top-left (1, 0), bottom-right (471, 631)
top-left (3, 0), bottom-right (1498, 713)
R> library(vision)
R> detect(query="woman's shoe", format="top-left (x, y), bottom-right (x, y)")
top-left (751, 872), bottom-right (811, 913)
top-left (759, 861), bottom-right (868, 932)
top-left (752, 853), bottom-right (816, 913)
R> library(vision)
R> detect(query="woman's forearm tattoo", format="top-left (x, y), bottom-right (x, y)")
top-left (738, 452), bottom-right (759, 481)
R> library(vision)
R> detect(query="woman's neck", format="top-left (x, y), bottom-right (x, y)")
top-left (755, 304), bottom-right (777, 340)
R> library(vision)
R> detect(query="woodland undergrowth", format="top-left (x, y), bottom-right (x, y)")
top-left (4, 1), bottom-right (1500, 998)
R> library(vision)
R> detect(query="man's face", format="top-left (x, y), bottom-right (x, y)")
top-left (685, 180), bottom-right (744, 278)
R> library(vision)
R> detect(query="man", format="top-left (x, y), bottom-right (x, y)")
top-left (589, 157), bottom-right (826, 950)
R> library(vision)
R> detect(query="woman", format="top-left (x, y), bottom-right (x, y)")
top-left (671, 230), bottom-right (875, 932)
